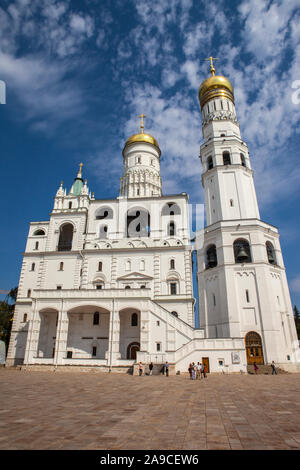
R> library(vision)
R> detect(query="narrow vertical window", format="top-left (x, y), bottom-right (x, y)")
top-left (246, 290), bottom-right (250, 303)
top-left (98, 261), bottom-right (102, 272)
top-left (69, 202), bottom-right (72, 209)
top-left (27, 289), bottom-right (31, 297)
top-left (170, 283), bottom-right (177, 295)
top-left (92, 346), bottom-right (97, 357)
top-left (31, 263), bottom-right (35, 271)
top-left (170, 259), bottom-right (175, 270)
top-left (213, 294), bottom-right (216, 306)
top-left (93, 312), bottom-right (100, 325)
top-left (35, 241), bottom-right (39, 250)
top-left (59, 262), bottom-right (64, 271)
top-left (23, 313), bottom-right (27, 322)
top-left (230, 199), bottom-right (234, 207)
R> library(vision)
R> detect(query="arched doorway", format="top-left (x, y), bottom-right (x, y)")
top-left (127, 342), bottom-right (140, 360)
top-left (245, 331), bottom-right (264, 365)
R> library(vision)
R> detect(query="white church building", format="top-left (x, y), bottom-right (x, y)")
top-left (6, 61), bottom-right (300, 374)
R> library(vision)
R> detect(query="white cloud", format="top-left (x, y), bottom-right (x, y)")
top-left (290, 276), bottom-right (300, 294)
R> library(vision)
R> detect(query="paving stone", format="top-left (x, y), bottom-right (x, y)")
top-left (1, 369), bottom-right (300, 450)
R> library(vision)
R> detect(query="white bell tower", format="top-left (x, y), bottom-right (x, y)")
top-left (119, 114), bottom-right (162, 198)
top-left (196, 57), bottom-right (300, 371)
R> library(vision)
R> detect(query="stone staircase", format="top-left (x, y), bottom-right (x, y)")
top-left (247, 364), bottom-right (289, 375)
top-left (144, 363), bottom-right (165, 375)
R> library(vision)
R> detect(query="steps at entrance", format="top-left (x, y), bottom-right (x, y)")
top-left (144, 364), bottom-right (165, 375)
top-left (247, 364), bottom-right (289, 375)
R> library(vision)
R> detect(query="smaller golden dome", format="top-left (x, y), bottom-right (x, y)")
top-left (123, 113), bottom-right (161, 155)
top-left (125, 132), bottom-right (159, 149)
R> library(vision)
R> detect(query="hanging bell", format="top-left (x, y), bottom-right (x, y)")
top-left (237, 247), bottom-right (249, 261)
top-left (268, 251), bottom-right (275, 263)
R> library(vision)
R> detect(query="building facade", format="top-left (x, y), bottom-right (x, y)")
top-left (6, 64), bottom-right (300, 373)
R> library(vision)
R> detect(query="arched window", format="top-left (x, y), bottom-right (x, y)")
top-left (207, 156), bottom-right (213, 170)
top-left (27, 289), bottom-right (31, 298)
top-left (241, 153), bottom-right (247, 167)
top-left (95, 282), bottom-right (104, 290)
top-left (95, 207), bottom-right (113, 220)
top-left (68, 202), bottom-right (72, 209)
top-left (125, 285), bottom-right (131, 289)
top-left (31, 263), bottom-right (35, 271)
top-left (170, 259), bottom-right (175, 270)
top-left (33, 229), bottom-right (45, 236)
top-left (93, 312), bottom-right (99, 325)
top-left (127, 208), bottom-right (150, 238)
top-left (126, 260), bottom-right (131, 271)
top-left (99, 225), bottom-right (108, 239)
top-left (223, 151), bottom-right (231, 165)
top-left (58, 223), bottom-right (73, 251)
top-left (171, 311), bottom-right (178, 317)
top-left (59, 262), bottom-right (64, 271)
top-left (233, 239), bottom-right (252, 263)
top-left (131, 313), bottom-right (138, 326)
top-left (266, 241), bottom-right (277, 265)
top-left (23, 313), bottom-right (27, 322)
top-left (98, 261), bottom-right (103, 271)
top-left (206, 245), bottom-right (217, 269)
top-left (161, 203), bottom-right (181, 216)
top-left (168, 222), bottom-right (176, 236)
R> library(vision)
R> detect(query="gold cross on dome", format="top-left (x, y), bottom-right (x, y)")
top-left (205, 56), bottom-right (218, 76)
top-left (138, 114), bottom-right (146, 133)
top-left (78, 162), bottom-right (83, 178)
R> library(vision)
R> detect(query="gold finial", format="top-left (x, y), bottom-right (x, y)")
top-left (78, 162), bottom-right (83, 178)
top-left (205, 56), bottom-right (218, 76)
top-left (60, 180), bottom-right (63, 186)
top-left (138, 114), bottom-right (146, 134)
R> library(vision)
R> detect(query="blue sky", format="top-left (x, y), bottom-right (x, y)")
top-left (0, 0), bottom-right (300, 312)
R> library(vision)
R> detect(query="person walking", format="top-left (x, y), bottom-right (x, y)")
top-left (188, 363), bottom-right (192, 379)
top-left (203, 365), bottom-right (207, 378)
top-left (138, 362), bottom-right (143, 376)
top-left (165, 361), bottom-right (169, 377)
top-left (271, 361), bottom-right (277, 375)
top-left (200, 363), bottom-right (204, 379)
top-left (149, 362), bottom-right (153, 376)
top-left (254, 362), bottom-right (258, 375)
top-left (196, 362), bottom-right (201, 379)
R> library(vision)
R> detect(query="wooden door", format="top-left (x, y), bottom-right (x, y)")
top-left (245, 332), bottom-right (264, 365)
top-left (202, 357), bottom-right (210, 373)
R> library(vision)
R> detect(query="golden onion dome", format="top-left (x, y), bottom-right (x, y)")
top-left (123, 114), bottom-right (161, 155)
top-left (198, 58), bottom-right (234, 109)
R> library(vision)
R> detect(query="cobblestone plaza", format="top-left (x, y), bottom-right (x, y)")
top-left (0, 369), bottom-right (300, 450)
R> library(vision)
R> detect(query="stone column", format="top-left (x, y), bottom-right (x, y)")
top-left (106, 301), bottom-right (121, 368)
top-left (54, 305), bottom-right (69, 365)
top-left (24, 301), bottom-right (40, 364)
top-left (140, 310), bottom-right (150, 354)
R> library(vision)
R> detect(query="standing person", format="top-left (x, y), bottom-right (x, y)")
top-left (200, 363), bottom-right (204, 379)
top-left (254, 362), bottom-right (258, 375)
top-left (191, 362), bottom-right (196, 380)
top-left (165, 361), bottom-right (169, 377)
top-left (271, 361), bottom-right (277, 375)
top-left (138, 362), bottom-right (143, 376)
top-left (203, 365), bottom-right (207, 378)
top-left (188, 363), bottom-right (192, 379)
top-left (196, 362), bottom-right (201, 380)
top-left (149, 362), bottom-right (153, 376)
